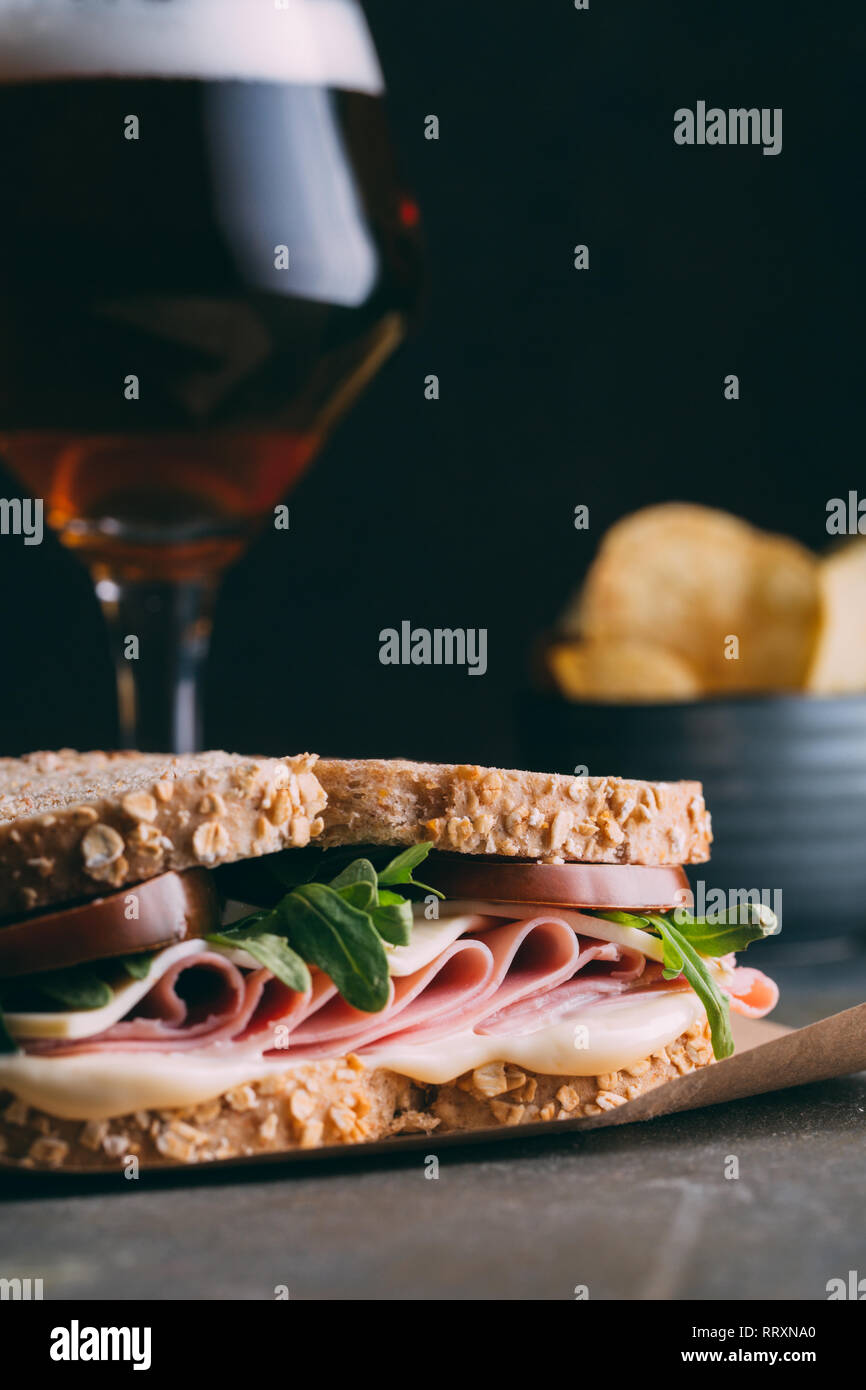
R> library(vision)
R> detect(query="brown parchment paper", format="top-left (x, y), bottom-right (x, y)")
top-left (574, 1003), bottom-right (866, 1130)
top-left (4, 1003), bottom-right (865, 1175)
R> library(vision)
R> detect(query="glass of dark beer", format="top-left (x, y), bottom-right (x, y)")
top-left (0, 0), bottom-right (422, 750)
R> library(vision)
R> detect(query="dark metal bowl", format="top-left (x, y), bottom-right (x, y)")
top-left (517, 691), bottom-right (866, 943)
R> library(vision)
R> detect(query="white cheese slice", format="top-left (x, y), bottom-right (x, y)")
top-left (441, 899), bottom-right (666, 963)
top-left (0, 988), bottom-right (707, 1120)
top-left (384, 913), bottom-right (487, 976)
top-left (3, 940), bottom-right (204, 1041)
top-left (368, 990), bottom-right (706, 1085)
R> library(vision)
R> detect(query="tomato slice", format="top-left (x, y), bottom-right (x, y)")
top-left (424, 855), bottom-right (692, 911)
top-left (0, 869), bottom-right (220, 977)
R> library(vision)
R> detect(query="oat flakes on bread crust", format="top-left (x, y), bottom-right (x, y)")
top-left (316, 759), bottom-right (711, 866)
top-left (0, 750), bottom-right (326, 917)
top-left (0, 1022), bottom-right (714, 1171)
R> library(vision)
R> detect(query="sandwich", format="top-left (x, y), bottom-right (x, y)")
top-left (0, 752), bottom-right (779, 1170)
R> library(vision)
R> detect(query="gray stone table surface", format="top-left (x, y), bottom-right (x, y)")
top-left (2, 948), bottom-right (865, 1301)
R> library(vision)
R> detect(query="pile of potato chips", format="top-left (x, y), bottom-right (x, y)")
top-left (547, 504), bottom-right (866, 702)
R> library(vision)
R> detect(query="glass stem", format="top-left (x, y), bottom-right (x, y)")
top-left (91, 572), bottom-right (218, 753)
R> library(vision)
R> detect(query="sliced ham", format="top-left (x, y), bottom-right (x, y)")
top-left (27, 952), bottom-right (274, 1055)
top-left (629, 957), bottom-right (778, 1020)
top-left (723, 965), bottom-right (779, 1018)
top-left (277, 938), bottom-right (496, 1059)
top-left (18, 911), bottom-right (779, 1058)
top-left (386, 930), bottom-right (647, 1045)
top-left (360, 916), bottom-right (585, 1051)
top-left (237, 971), bottom-right (329, 1044)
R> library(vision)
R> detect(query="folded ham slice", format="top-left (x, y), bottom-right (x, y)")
top-left (27, 952), bottom-right (275, 1055)
top-left (277, 937), bottom-right (497, 1058)
top-left (724, 965), bottom-right (780, 1018)
top-left (359, 915), bottom-right (584, 1052)
top-left (19, 913), bottom-right (779, 1059)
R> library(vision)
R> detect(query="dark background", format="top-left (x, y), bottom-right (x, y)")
top-left (1, 0), bottom-right (863, 763)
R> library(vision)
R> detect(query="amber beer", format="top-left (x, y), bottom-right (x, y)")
top-left (0, 0), bottom-right (422, 578)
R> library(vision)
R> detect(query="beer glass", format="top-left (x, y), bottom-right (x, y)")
top-left (0, 0), bottom-right (422, 750)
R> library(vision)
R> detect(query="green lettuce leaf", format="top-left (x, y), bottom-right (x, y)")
top-left (207, 928), bottom-right (311, 994)
top-left (118, 952), bottom-right (157, 981)
top-left (32, 966), bottom-right (114, 1011)
top-left (646, 913), bottom-right (733, 1060)
top-left (377, 844), bottom-right (444, 899)
top-left (671, 904), bottom-right (778, 956)
top-left (370, 891), bottom-right (414, 945)
top-left (330, 858), bottom-right (378, 911)
top-left (280, 882), bottom-right (390, 1013)
top-left (595, 909), bottom-right (734, 1059)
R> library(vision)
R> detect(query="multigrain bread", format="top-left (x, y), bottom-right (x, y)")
top-left (0, 1020), bottom-right (714, 1170)
top-left (317, 759), bottom-right (711, 866)
top-left (0, 750), bottom-right (326, 917)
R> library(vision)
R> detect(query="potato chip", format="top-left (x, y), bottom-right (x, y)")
top-left (564, 504), bottom-right (820, 693)
top-left (547, 638), bottom-right (701, 703)
top-left (806, 540), bottom-right (866, 692)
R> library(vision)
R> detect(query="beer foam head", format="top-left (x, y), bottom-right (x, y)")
top-left (0, 0), bottom-right (383, 92)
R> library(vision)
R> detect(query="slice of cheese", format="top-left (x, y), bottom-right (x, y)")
top-left (368, 989), bottom-right (705, 1085)
top-left (3, 940), bottom-right (203, 1040)
top-left (442, 900), bottom-right (666, 964)
top-left (0, 988), bottom-right (706, 1120)
top-left (384, 913), bottom-right (487, 975)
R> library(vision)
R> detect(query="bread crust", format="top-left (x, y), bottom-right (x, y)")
top-left (0, 750), bottom-right (326, 916)
top-left (317, 759), bottom-right (711, 866)
top-left (0, 1022), bottom-right (714, 1171)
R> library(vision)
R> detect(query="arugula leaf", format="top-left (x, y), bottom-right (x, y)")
top-left (377, 844), bottom-right (431, 881)
top-left (594, 909), bottom-right (734, 1060)
top-left (207, 929), bottom-right (311, 994)
top-left (118, 952), bottom-right (156, 981)
top-left (370, 891), bottom-right (413, 945)
top-left (378, 842), bottom-right (444, 899)
top-left (33, 966), bottom-right (114, 1011)
top-left (591, 909), bottom-right (653, 929)
top-left (330, 858), bottom-right (378, 911)
top-left (216, 841), bottom-right (445, 904)
top-left (222, 907), bottom-right (279, 936)
top-left (671, 905), bottom-right (779, 956)
top-left (0, 1007), bottom-right (18, 1054)
top-left (213, 850), bottom-right (422, 1012)
top-left (281, 882), bottom-right (390, 1013)
top-left (644, 913), bottom-right (733, 1060)
top-left (333, 882), bottom-right (372, 911)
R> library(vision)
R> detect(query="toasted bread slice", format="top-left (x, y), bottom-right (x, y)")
top-left (0, 750), bottom-right (326, 917)
top-left (316, 759), bottom-right (711, 865)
